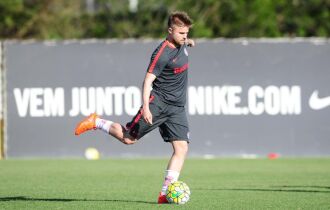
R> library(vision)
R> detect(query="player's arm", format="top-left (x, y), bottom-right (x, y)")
top-left (142, 72), bottom-right (156, 125)
top-left (187, 39), bottom-right (195, 47)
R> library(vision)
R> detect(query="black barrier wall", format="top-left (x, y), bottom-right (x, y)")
top-left (4, 39), bottom-right (330, 158)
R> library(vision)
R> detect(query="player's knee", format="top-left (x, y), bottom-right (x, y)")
top-left (173, 141), bottom-right (188, 156)
top-left (180, 146), bottom-right (188, 156)
top-left (122, 137), bottom-right (137, 145)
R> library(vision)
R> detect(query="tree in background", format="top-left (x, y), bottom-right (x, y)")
top-left (0, 0), bottom-right (329, 39)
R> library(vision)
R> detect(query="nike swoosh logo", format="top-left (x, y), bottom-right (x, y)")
top-left (309, 91), bottom-right (330, 110)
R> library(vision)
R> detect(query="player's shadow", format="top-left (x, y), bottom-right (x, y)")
top-left (196, 185), bottom-right (330, 194)
top-left (0, 196), bottom-right (155, 204)
top-left (275, 185), bottom-right (330, 190)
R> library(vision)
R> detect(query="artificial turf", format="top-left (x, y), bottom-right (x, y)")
top-left (0, 158), bottom-right (329, 209)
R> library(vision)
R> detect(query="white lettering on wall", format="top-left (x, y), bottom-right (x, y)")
top-left (69, 86), bottom-right (141, 116)
top-left (189, 85), bottom-right (301, 115)
top-left (248, 86), bottom-right (301, 115)
top-left (14, 88), bottom-right (64, 117)
top-left (13, 85), bottom-right (302, 117)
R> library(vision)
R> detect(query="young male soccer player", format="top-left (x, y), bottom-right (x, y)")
top-left (75, 11), bottom-right (194, 204)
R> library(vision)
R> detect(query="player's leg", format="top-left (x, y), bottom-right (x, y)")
top-left (109, 122), bottom-right (137, 145)
top-left (158, 140), bottom-right (188, 204)
top-left (160, 141), bottom-right (188, 192)
top-left (159, 140), bottom-right (188, 203)
top-left (158, 106), bottom-right (189, 203)
top-left (74, 113), bottom-right (136, 144)
top-left (167, 140), bottom-right (189, 172)
top-left (74, 94), bottom-right (164, 145)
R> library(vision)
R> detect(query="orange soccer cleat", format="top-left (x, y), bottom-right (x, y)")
top-left (74, 113), bottom-right (98, 135)
top-left (157, 192), bottom-right (169, 204)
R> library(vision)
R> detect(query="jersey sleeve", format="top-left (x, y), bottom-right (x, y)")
top-left (146, 42), bottom-right (169, 77)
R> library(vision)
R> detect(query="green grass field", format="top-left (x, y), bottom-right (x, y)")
top-left (0, 158), bottom-right (330, 209)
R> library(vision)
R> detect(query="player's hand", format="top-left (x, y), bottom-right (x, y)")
top-left (187, 39), bottom-right (195, 47)
top-left (143, 107), bottom-right (153, 125)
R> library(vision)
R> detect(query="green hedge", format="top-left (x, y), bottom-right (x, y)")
top-left (0, 0), bottom-right (329, 39)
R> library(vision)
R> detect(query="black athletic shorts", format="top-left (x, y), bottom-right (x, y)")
top-left (126, 94), bottom-right (189, 142)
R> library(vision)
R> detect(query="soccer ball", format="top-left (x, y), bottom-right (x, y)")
top-left (84, 147), bottom-right (100, 160)
top-left (166, 181), bottom-right (191, 204)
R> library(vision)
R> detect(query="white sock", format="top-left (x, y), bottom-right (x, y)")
top-left (95, 118), bottom-right (113, 134)
top-left (161, 170), bottom-right (180, 195)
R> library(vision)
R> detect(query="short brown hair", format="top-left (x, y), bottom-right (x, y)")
top-left (168, 11), bottom-right (193, 28)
